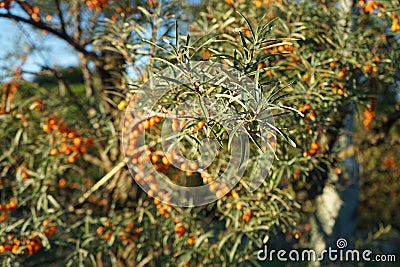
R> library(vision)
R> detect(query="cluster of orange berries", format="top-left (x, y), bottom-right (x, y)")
top-left (359, 1), bottom-right (399, 32)
top-left (17, 1), bottom-right (43, 22)
top-left (331, 83), bottom-right (345, 96)
top-left (147, 0), bottom-right (158, 8)
top-left (96, 222), bottom-right (141, 242)
top-left (303, 141), bottom-right (320, 157)
top-left (384, 157), bottom-right (398, 172)
top-left (41, 219), bottom-right (57, 237)
top-left (391, 12), bottom-right (400, 32)
top-left (171, 110), bottom-right (206, 133)
top-left (0, 198), bottom-right (17, 222)
top-left (125, 108), bottom-right (208, 188)
top-left (0, 234), bottom-right (41, 255)
top-left (363, 55), bottom-right (381, 76)
top-left (152, 196), bottom-right (173, 218)
top-left (383, 157), bottom-right (400, 187)
top-left (360, 1), bottom-right (386, 14)
top-left (85, 0), bottom-right (109, 11)
top-left (0, 220), bottom-right (56, 255)
top-left (173, 219), bottom-right (195, 245)
top-left (298, 104), bottom-right (316, 122)
top-left (43, 116), bottom-right (93, 163)
top-left (324, 61), bottom-right (347, 92)
top-left (18, 164), bottom-right (29, 180)
top-left (226, 191), bottom-right (253, 222)
top-left (174, 219), bottom-right (186, 238)
top-left (254, 0), bottom-right (281, 7)
top-left (0, 68), bottom-right (22, 114)
top-left (363, 107), bottom-right (375, 130)
top-left (208, 181), bottom-right (230, 199)
top-left (264, 40), bottom-right (294, 55)
top-left (225, 191), bottom-right (244, 210)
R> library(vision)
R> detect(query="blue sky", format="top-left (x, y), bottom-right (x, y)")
top-left (0, 0), bottom-right (202, 82)
top-left (0, 16), bottom-right (79, 81)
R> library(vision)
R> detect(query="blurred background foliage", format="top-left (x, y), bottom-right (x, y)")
top-left (0, 0), bottom-right (399, 266)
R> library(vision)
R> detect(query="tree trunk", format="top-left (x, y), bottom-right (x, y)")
top-left (310, 0), bottom-right (360, 264)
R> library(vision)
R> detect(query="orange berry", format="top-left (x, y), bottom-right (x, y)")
top-left (42, 124), bottom-right (51, 133)
top-left (149, 117), bottom-right (156, 126)
top-left (337, 88), bottom-right (344, 95)
top-left (117, 100), bottom-right (127, 110)
top-left (67, 155), bottom-right (77, 163)
top-left (22, 171), bottom-right (29, 179)
top-left (175, 224), bottom-right (186, 237)
top-left (243, 209), bottom-right (252, 222)
top-left (225, 0), bottom-right (235, 5)
top-left (338, 70), bottom-right (346, 80)
top-left (254, 0), bottom-right (262, 8)
top-left (189, 161), bottom-right (198, 171)
top-left (73, 137), bottom-right (81, 146)
top-left (302, 73), bottom-right (310, 81)
top-left (96, 226), bottom-right (104, 236)
top-left (50, 148), bottom-right (58, 155)
top-left (144, 120), bottom-right (151, 129)
top-left (151, 154), bottom-right (159, 163)
top-left (236, 202), bottom-right (243, 210)
top-left (181, 163), bottom-right (187, 171)
top-left (197, 121), bottom-right (205, 130)
top-left (310, 142), bottom-right (320, 151)
top-left (257, 62), bottom-right (265, 69)
top-left (32, 6), bottom-right (40, 14)
top-left (329, 61), bottom-right (336, 69)
top-left (172, 119), bottom-right (179, 131)
top-left (364, 65), bottom-right (372, 73)
top-left (162, 156), bottom-right (170, 165)
top-left (231, 191), bottom-right (239, 199)
top-left (188, 235), bottom-right (195, 245)
top-left (80, 146), bottom-right (87, 154)
top-left (59, 178), bottom-right (66, 188)
top-left (6, 198), bottom-right (17, 210)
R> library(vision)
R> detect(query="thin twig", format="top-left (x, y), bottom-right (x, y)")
top-left (78, 161), bottom-right (126, 205)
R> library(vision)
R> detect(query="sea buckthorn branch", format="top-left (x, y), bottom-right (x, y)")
top-left (77, 160), bottom-right (126, 205)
